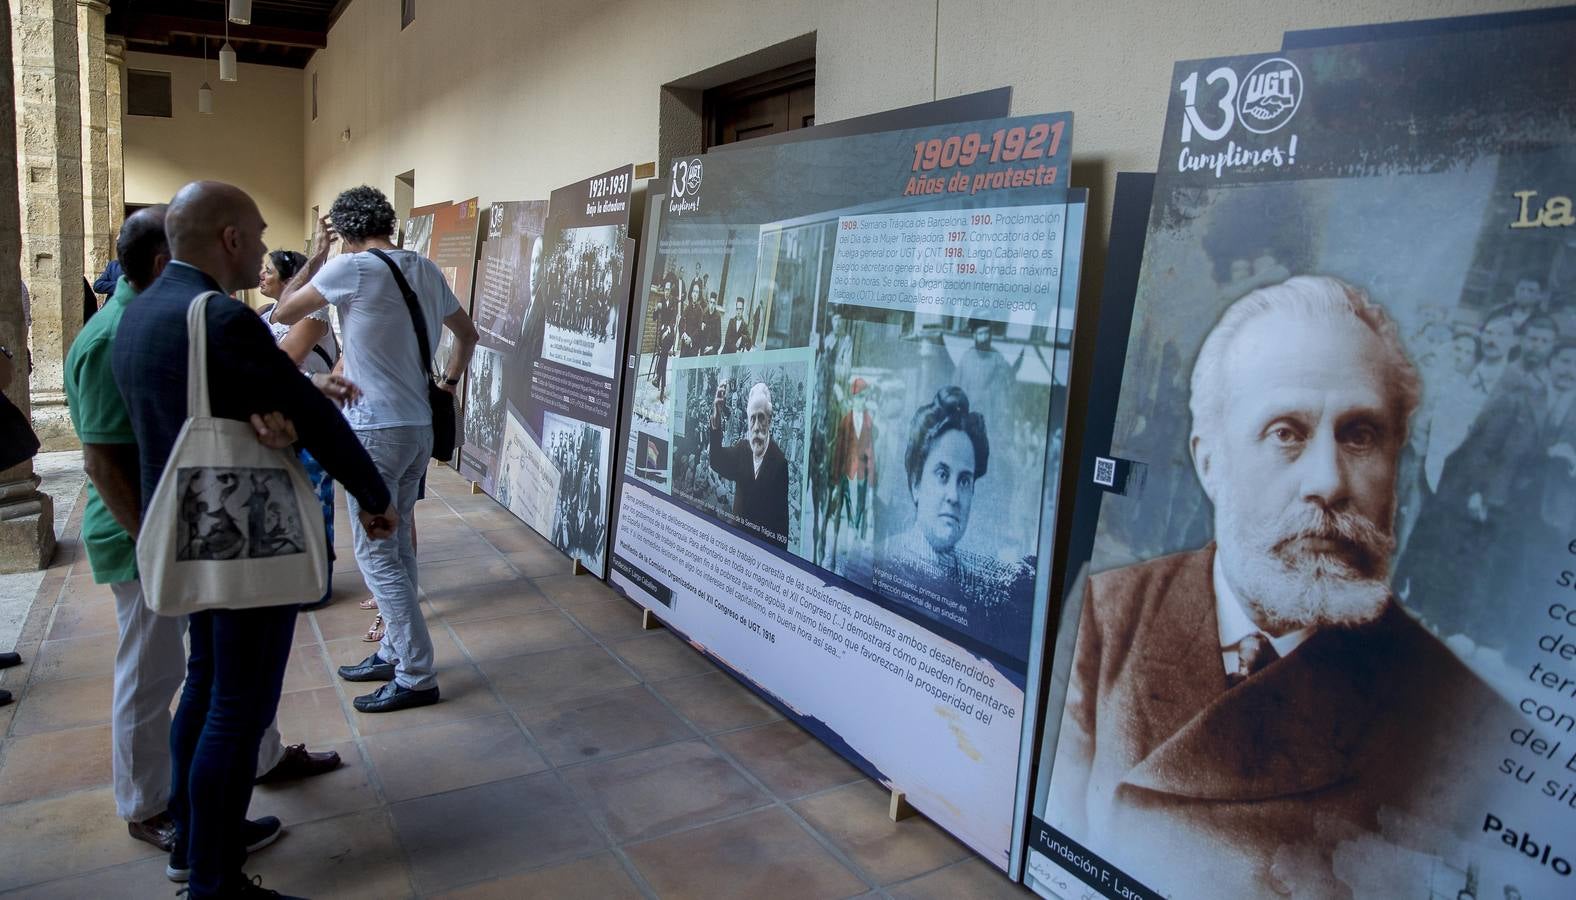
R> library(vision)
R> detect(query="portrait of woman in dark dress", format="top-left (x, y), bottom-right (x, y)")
top-left (873, 386), bottom-right (1032, 655)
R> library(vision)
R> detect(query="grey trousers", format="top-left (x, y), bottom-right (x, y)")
top-left (110, 580), bottom-right (286, 822)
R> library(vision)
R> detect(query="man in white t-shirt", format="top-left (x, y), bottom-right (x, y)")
top-left (274, 186), bottom-right (478, 714)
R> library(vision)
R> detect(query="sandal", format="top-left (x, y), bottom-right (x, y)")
top-left (363, 614), bottom-right (384, 643)
top-left (358, 598), bottom-right (378, 610)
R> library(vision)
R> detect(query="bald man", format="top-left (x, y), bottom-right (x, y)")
top-left (112, 181), bottom-right (396, 900)
top-left (709, 379), bottom-right (790, 547)
top-left (67, 205), bottom-right (354, 857)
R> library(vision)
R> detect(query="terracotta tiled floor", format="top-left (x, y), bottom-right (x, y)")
top-left (0, 462), bottom-right (1032, 899)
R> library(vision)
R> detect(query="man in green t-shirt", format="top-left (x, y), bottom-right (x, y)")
top-left (64, 206), bottom-right (342, 856)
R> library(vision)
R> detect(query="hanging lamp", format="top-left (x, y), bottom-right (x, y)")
top-left (198, 37), bottom-right (213, 114)
top-left (228, 0), bottom-right (252, 25)
top-left (219, 15), bottom-right (238, 82)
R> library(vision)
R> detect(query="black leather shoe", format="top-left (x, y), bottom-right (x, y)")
top-left (353, 681), bottom-right (439, 713)
top-left (0, 651), bottom-right (20, 669)
top-left (337, 653), bottom-right (395, 682)
top-left (0, 688), bottom-right (10, 707)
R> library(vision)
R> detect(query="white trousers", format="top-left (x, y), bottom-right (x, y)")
top-left (110, 580), bottom-right (287, 822)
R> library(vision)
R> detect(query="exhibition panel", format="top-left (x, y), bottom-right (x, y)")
top-left (1027, 17), bottom-right (1576, 900)
top-left (481, 167), bottom-right (637, 576)
top-left (458, 199), bottom-right (550, 494)
top-left (607, 113), bottom-right (1085, 867)
top-left (400, 197), bottom-right (482, 457)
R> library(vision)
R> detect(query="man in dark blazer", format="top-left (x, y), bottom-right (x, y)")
top-left (112, 182), bottom-right (397, 898)
top-left (723, 296), bottom-right (753, 354)
top-left (709, 380), bottom-right (789, 548)
top-left (1050, 276), bottom-right (1515, 897)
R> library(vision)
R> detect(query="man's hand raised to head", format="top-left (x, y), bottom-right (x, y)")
top-left (358, 505), bottom-right (398, 540)
top-left (310, 214), bottom-right (339, 258)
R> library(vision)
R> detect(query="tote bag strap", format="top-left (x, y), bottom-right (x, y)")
top-left (184, 291), bottom-right (224, 419)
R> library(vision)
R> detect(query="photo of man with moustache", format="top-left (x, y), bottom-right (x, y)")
top-left (707, 379), bottom-right (790, 548)
top-left (1049, 275), bottom-right (1514, 897)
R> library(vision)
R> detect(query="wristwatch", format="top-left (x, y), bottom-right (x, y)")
top-left (443, 376), bottom-right (460, 386)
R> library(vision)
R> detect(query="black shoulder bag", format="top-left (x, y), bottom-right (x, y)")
top-left (368, 249), bottom-right (456, 462)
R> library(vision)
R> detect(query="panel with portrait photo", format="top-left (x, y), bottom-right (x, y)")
top-left (1032, 22), bottom-right (1576, 900)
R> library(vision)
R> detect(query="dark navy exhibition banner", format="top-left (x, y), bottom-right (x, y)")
top-left (457, 199), bottom-right (548, 493)
top-left (608, 113), bottom-right (1085, 866)
top-left (490, 167), bottom-right (635, 576)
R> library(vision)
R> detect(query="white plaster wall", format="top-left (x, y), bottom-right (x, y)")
top-left (303, 0), bottom-right (1564, 246)
top-left (122, 51), bottom-right (304, 253)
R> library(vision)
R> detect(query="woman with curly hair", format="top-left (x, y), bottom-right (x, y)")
top-left (873, 385), bottom-right (1031, 651)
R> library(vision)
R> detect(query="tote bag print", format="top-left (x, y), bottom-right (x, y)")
top-left (174, 466), bottom-right (309, 560)
top-left (139, 292), bottom-right (326, 614)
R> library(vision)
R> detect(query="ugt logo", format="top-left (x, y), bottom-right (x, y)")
top-left (1179, 56), bottom-right (1303, 143)
top-left (668, 157), bottom-right (703, 215)
top-left (671, 157), bottom-right (703, 198)
top-left (1237, 58), bottom-right (1302, 134)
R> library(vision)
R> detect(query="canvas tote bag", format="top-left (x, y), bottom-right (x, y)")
top-left (137, 292), bottom-right (328, 616)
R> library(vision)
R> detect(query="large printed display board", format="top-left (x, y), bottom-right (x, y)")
top-left (1029, 19), bottom-right (1576, 900)
top-left (401, 198), bottom-right (481, 431)
top-left (457, 200), bottom-right (550, 493)
top-left (485, 168), bottom-right (635, 574)
top-left (608, 114), bottom-right (1084, 866)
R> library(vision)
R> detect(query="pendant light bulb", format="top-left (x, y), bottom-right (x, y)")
top-left (228, 0), bottom-right (252, 25)
top-left (199, 37), bottom-right (214, 114)
top-left (219, 42), bottom-right (237, 82)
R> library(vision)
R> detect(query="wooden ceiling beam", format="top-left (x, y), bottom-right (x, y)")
top-left (123, 14), bottom-right (327, 50)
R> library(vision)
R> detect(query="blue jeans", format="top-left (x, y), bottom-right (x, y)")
top-left (347, 424), bottom-right (436, 690)
top-left (299, 448), bottom-right (335, 603)
top-left (168, 605), bottom-right (297, 898)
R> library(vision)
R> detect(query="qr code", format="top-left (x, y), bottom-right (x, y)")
top-left (1093, 457), bottom-right (1117, 487)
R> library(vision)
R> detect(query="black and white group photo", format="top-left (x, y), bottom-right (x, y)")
top-left (542, 412), bottom-right (611, 572)
top-left (640, 227), bottom-right (765, 402)
top-left (539, 223), bottom-right (628, 378)
top-left (462, 346), bottom-right (506, 464)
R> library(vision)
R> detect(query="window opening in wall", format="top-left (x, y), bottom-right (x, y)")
top-left (703, 59), bottom-right (815, 150)
top-left (401, 0), bottom-right (415, 29)
top-left (393, 171), bottom-right (416, 241)
top-left (127, 69), bottom-right (173, 118)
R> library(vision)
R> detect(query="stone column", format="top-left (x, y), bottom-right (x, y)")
top-left (105, 33), bottom-right (122, 240)
top-left (11, 0), bottom-right (84, 451)
top-left (77, 0), bottom-right (110, 281)
top-left (0, 0), bottom-right (56, 574)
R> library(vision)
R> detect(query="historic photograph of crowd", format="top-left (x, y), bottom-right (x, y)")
top-left (539, 223), bottom-right (628, 378)
top-left (638, 226), bottom-right (766, 403)
top-left (671, 361), bottom-right (808, 553)
top-left (462, 346), bottom-right (505, 466)
top-left (542, 412), bottom-right (611, 572)
top-left (176, 466), bottom-right (307, 561)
